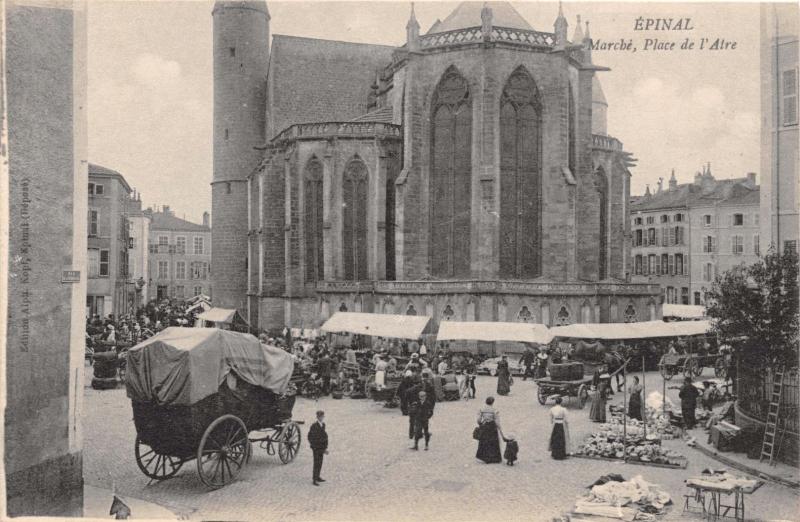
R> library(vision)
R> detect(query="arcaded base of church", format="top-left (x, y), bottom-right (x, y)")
top-left (252, 279), bottom-right (662, 333)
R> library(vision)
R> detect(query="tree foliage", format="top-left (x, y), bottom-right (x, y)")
top-left (705, 248), bottom-right (799, 367)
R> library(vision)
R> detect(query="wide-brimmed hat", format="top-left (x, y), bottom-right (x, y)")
top-left (600, 373), bottom-right (611, 379)
top-left (411, 353), bottom-right (419, 358)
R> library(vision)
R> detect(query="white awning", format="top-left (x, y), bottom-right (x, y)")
top-left (320, 312), bottom-right (431, 339)
top-left (663, 304), bottom-right (706, 319)
top-left (436, 321), bottom-right (553, 344)
top-left (187, 301), bottom-right (211, 313)
top-left (197, 307), bottom-right (248, 325)
top-left (550, 320), bottom-right (713, 340)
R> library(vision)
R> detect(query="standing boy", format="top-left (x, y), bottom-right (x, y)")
top-left (308, 410), bottom-right (329, 485)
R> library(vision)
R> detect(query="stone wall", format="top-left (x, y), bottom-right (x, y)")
top-left (5, 0), bottom-right (86, 515)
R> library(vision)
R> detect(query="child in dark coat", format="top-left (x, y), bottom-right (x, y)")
top-left (504, 434), bottom-right (519, 466)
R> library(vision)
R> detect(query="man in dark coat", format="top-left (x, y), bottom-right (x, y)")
top-left (519, 348), bottom-right (536, 381)
top-left (679, 377), bottom-right (700, 430)
top-left (308, 410), bottom-right (328, 485)
top-left (408, 390), bottom-right (434, 450)
top-left (317, 352), bottom-right (332, 395)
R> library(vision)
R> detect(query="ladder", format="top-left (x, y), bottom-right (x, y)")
top-left (759, 367), bottom-right (785, 465)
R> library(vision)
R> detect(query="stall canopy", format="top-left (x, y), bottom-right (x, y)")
top-left (197, 307), bottom-right (248, 326)
top-left (187, 294), bottom-right (211, 305)
top-left (662, 304), bottom-right (706, 320)
top-left (320, 312), bottom-right (432, 339)
top-left (550, 320), bottom-right (713, 340)
top-left (436, 321), bottom-right (553, 344)
top-left (126, 327), bottom-right (294, 406)
top-left (187, 300), bottom-right (212, 314)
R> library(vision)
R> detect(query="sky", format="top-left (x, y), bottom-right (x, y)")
top-left (87, 1), bottom-right (763, 224)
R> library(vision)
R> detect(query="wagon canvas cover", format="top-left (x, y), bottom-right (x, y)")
top-left (126, 327), bottom-right (294, 406)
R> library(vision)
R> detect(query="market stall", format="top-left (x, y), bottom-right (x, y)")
top-left (195, 308), bottom-right (250, 332)
top-left (320, 312), bottom-right (432, 339)
top-left (436, 321), bottom-right (553, 344)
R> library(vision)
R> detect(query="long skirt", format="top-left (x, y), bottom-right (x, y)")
top-left (497, 373), bottom-right (511, 396)
top-left (476, 422), bottom-right (502, 463)
top-left (628, 393), bottom-right (643, 421)
top-left (535, 365), bottom-right (547, 379)
top-left (549, 423), bottom-right (567, 460)
top-left (589, 392), bottom-right (607, 423)
top-left (375, 370), bottom-right (386, 390)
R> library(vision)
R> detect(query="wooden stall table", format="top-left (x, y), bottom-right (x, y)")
top-left (684, 476), bottom-right (761, 521)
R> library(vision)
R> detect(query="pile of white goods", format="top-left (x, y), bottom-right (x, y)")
top-left (573, 475), bottom-right (672, 520)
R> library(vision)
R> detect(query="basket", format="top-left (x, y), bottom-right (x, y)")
top-left (331, 390), bottom-right (343, 399)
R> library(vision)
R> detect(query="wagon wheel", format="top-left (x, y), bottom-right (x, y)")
top-left (278, 422), bottom-right (302, 464)
top-left (197, 414), bottom-right (250, 489)
top-left (683, 358), bottom-right (697, 378)
top-left (714, 357), bottom-right (727, 378)
top-left (135, 436), bottom-right (183, 480)
top-left (342, 379), bottom-right (353, 397)
top-left (577, 384), bottom-right (589, 409)
top-left (659, 362), bottom-right (675, 381)
top-left (536, 385), bottom-right (547, 405)
top-left (692, 358), bottom-right (703, 376)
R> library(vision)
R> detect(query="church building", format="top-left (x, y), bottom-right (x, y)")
top-left (211, 1), bottom-right (662, 331)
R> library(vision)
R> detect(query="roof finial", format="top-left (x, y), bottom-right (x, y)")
top-left (407, 2), bottom-right (420, 51)
top-left (554, 1), bottom-right (568, 48)
top-left (481, 1), bottom-right (493, 40)
top-left (572, 14), bottom-right (584, 46)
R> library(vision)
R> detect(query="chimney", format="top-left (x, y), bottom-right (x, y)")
top-left (746, 172), bottom-right (757, 187)
top-left (163, 205), bottom-right (171, 215)
top-left (203, 211), bottom-right (210, 228)
top-left (694, 171), bottom-right (703, 185)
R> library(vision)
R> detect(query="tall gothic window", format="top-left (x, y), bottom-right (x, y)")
top-left (343, 157), bottom-right (368, 280)
top-left (304, 158), bottom-right (324, 283)
top-left (500, 67), bottom-right (542, 279)
top-left (568, 83), bottom-right (576, 176)
top-left (595, 167), bottom-right (609, 280)
top-left (430, 67), bottom-right (472, 278)
top-left (385, 152), bottom-right (398, 280)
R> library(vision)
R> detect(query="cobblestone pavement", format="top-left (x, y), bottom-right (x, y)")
top-left (83, 365), bottom-right (800, 521)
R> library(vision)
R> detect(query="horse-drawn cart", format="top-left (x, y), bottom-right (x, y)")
top-left (535, 376), bottom-right (592, 408)
top-left (658, 352), bottom-right (726, 380)
top-left (126, 327), bottom-right (301, 489)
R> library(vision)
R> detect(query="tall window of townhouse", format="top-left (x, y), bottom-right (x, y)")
top-left (703, 235), bottom-right (714, 253)
top-left (99, 250), bottom-right (109, 277)
top-left (193, 236), bottom-right (204, 255)
top-left (88, 249), bottom-right (100, 277)
top-left (176, 236), bottom-right (186, 254)
top-left (158, 235), bottom-right (168, 246)
top-left (732, 213), bottom-right (744, 226)
top-left (648, 254), bottom-right (657, 275)
top-left (647, 228), bottom-right (656, 245)
top-left (176, 261), bottom-right (186, 280)
top-left (783, 68), bottom-right (798, 126)
top-left (694, 291), bottom-right (701, 305)
top-left (88, 209), bottom-right (99, 236)
top-left (635, 229), bottom-right (642, 246)
top-left (500, 66), bottom-right (542, 279)
top-left (681, 287), bottom-right (689, 305)
top-left (342, 157), bottom-right (368, 281)
top-left (661, 253), bottom-right (669, 275)
top-left (754, 234), bottom-right (760, 255)
top-left (732, 235), bottom-right (744, 255)
top-left (675, 253), bottom-right (683, 275)
top-left (431, 66), bottom-right (472, 278)
top-left (703, 214), bottom-right (712, 227)
top-left (303, 157), bottom-right (324, 283)
top-left (158, 260), bottom-right (168, 279)
top-left (634, 255), bottom-right (642, 275)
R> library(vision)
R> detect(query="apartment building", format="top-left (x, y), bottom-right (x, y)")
top-left (147, 206), bottom-right (212, 302)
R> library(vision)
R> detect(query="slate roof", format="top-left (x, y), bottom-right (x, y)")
top-left (267, 35), bottom-right (395, 140)
top-left (89, 163), bottom-right (131, 193)
top-left (428, 2), bottom-right (533, 34)
top-left (631, 177), bottom-right (759, 212)
top-left (350, 107), bottom-right (394, 123)
top-left (149, 211), bottom-right (210, 232)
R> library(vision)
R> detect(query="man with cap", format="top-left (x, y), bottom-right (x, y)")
top-left (308, 410), bottom-right (329, 485)
top-left (679, 376), bottom-right (700, 430)
top-left (408, 389), bottom-right (434, 450)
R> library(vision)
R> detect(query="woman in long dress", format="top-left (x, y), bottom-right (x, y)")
top-left (496, 356), bottom-right (511, 396)
top-left (476, 397), bottom-right (503, 463)
top-left (549, 397), bottom-right (570, 460)
top-left (535, 349), bottom-right (549, 378)
top-left (628, 375), bottom-right (643, 421)
top-left (589, 377), bottom-right (611, 423)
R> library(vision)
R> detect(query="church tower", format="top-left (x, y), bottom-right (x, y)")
top-left (211, 0), bottom-right (269, 312)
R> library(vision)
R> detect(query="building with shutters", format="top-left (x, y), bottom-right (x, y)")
top-left (760, 3), bottom-right (799, 256)
top-left (87, 163), bottom-right (135, 319)
top-left (213, 1), bottom-right (661, 332)
top-left (631, 165), bottom-right (759, 306)
top-left (147, 206), bottom-right (213, 302)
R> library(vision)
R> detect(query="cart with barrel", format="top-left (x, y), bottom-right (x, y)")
top-left (535, 362), bottom-right (592, 408)
top-left (125, 327), bottom-right (301, 489)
